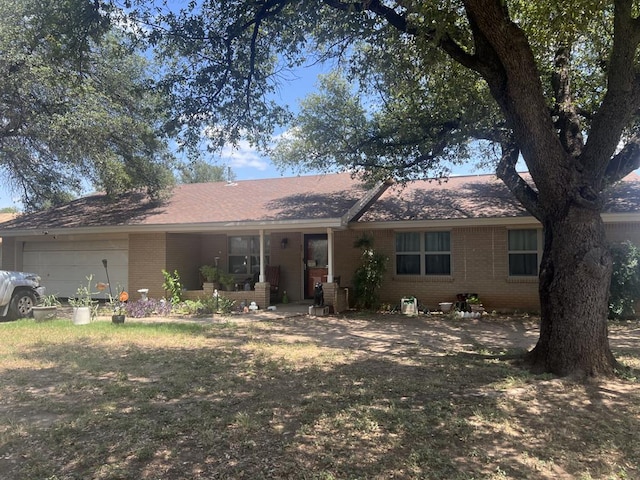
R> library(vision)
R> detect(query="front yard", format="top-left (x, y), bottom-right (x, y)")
top-left (0, 313), bottom-right (639, 479)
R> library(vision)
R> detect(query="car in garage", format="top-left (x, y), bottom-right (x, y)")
top-left (0, 270), bottom-right (46, 320)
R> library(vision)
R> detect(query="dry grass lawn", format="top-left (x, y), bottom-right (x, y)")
top-left (0, 312), bottom-right (638, 479)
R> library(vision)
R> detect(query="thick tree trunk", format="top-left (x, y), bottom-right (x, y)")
top-left (527, 205), bottom-right (618, 377)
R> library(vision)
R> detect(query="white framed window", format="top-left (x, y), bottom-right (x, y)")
top-left (508, 229), bottom-right (540, 276)
top-left (396, 231), bottom-right (451, 275)
top-left (228, 236), bottom-right (270, 276)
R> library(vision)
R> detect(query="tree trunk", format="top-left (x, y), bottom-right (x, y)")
top-left (527, 205), bottom-right (618, 377)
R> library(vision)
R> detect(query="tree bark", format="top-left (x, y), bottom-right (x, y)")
top-left (528, 204), bottom-right (618, 377)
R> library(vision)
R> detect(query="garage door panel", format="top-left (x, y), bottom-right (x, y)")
top-left (23, 240), bottom-right (128, 298)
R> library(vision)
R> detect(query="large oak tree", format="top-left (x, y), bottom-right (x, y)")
top-left (130, 0), bottom-right (640, 377)
top-left (0, 0), bottom-right (175, 210)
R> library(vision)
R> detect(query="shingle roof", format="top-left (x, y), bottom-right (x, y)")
top-left (0, 172), bottom-right (637, 233)
top-left (357, 172), bottom-right (640, 223)
top-left (0, 173), bottom-right (375, 231)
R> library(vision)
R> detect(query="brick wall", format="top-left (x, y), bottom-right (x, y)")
top-left (128, 233), bottom-right (167, 300)
top-left (1, 237), bottom-right (16, 270)
top-left (329, 222), bottom-right (640, 313)
top-left (166, 233), bottom-right (202, 290)
top-left (605, 222), bottom-right (640, 245)
top-left (334, 225), bottom-right (540, 312)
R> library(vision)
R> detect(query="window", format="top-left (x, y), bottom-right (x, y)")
top-left (508, 229), bottom-right (539, 276)
top-left (425, 232), bottom-right (451, 275)
top-left (396, 231), bottom-right (451, 275)
top-left (228, 236), bottom-right (270, 276)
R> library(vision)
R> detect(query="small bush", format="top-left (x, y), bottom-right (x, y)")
top-left (352, 235), bottom-right (388, 310)
top-left (162, 269), bottom-right (183, 303)
top-left (609, 241), bottom-right (640, 319)
top-left (207, 295), bottom-right (235, 314)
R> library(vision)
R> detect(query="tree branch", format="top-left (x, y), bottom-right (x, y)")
top-left (496, 141), bottom-right (542, 220)
top-left (604, 135), bottom-right (640, 185)
top-left (551, 45), bottom-right (584, 158)
top-left (320, 0), bottom-right (483, 71)
top-left (581, 0), bottom-right (640, 175)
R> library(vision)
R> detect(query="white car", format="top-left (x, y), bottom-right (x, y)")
top-left (0, 270), bottom-right (45, 320)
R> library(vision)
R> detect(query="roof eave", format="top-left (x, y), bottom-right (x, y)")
top-left (0, 217), bottom-right (349, 237)
top-left (353, 211), bottom-right (640, 230)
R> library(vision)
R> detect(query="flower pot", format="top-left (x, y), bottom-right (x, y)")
top-left (439, 302), bottom-right (453, 313)
top-left (33, 306), bottom-right (57, 322)
top-left (111, 314), bottom-right (125, 324)
top-left (72, 306), bottom-right (91, 325)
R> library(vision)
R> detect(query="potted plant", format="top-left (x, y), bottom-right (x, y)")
top-left (32, 294), bottom-right (61, 322)
top-left (69, 275), bottom-right (99, 325)
top-left (200, 265), bottom-right (236, 292)
top-left (109, 289), bottom-right (129, 324)
top-left (200, 264), bottom-right (221, 293)
top-left (467, 295), bottom-right (484, 313)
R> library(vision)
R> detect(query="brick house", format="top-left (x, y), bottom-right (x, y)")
top-left (0, 172), bottom-right (638, 312)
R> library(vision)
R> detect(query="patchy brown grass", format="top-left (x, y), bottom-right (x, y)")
top-left (0, 313), bottom-right (638, 479)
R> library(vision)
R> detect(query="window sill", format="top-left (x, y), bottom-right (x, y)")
top-left (393, 275), bottom-right (455, 283)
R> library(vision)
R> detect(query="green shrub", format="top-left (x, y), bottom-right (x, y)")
top-left (609, 241), bottom-right (640, 319)
top-left (162, 269), bottom-right (183, 304)
top-left (352, 235), bottom-right (388, 310)
top-left (206, 295), bottom-right (236, 314)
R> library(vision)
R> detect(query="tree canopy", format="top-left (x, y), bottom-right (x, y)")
top-left (129, 1), bottom-right (639, 187)
top-left (0, 0), bottom-right (175, 211)
top-left (177, 160), bottom-right (230, 184)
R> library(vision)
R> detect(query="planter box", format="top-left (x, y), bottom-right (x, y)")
top-left (33, 306), bottom-right (57, 322)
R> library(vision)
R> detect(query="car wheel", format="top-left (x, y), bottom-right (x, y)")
top-left (9, 290), bottom-right (37, 319)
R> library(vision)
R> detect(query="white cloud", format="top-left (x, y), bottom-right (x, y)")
top-left (216, 140), bottom-right (270, 171)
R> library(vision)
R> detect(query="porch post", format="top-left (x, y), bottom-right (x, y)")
top-left (259, 229), bottom-right (265, 282)
top-left (326, 227), bottom-right (334, 283)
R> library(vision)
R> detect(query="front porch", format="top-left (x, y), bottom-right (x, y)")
top-left (183, 280), bottom-right (349, 313)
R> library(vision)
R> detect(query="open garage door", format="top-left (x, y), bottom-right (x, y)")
top-left (23, 239), bottom-right (128, 298)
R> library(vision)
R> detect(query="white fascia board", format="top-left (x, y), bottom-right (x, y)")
top-left (352, 212), bottom-right (640, 230)
top-left (602, 213), bottom-right (640, 223)
top-left (350, 215), bottom-right (541, 230)
top-left (0, 218), bottom-right (348, 237)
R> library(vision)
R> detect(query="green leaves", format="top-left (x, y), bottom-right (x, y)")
top-left (0, 0), bottom-right (175, 210)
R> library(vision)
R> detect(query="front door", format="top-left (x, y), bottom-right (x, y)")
top-left (304, 234), bottom-right (328, 298)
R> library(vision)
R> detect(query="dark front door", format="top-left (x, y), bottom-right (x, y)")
top-left (304, 234), bottom-right (328, 298)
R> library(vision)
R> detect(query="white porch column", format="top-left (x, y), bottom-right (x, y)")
top-left (326, 227), bottom-right (334, 283)
top-left (259, 229), bottom-right (266, 282)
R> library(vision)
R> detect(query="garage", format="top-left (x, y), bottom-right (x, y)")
top-left (22, 238), bottom-right (128, 298)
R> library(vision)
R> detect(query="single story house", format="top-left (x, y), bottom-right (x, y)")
top-left (0, 172), bottom-right (638, 312)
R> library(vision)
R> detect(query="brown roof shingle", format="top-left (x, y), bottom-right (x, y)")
top-left (0, 172), bottom-right (638, 233)
top-left (0, 173), bottom-right (374, 231)
top-left (358, 172), bottom-right (640, 222)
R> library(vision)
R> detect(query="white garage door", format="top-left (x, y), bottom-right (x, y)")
top-left (23, 239), bottom-right (128, 298)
